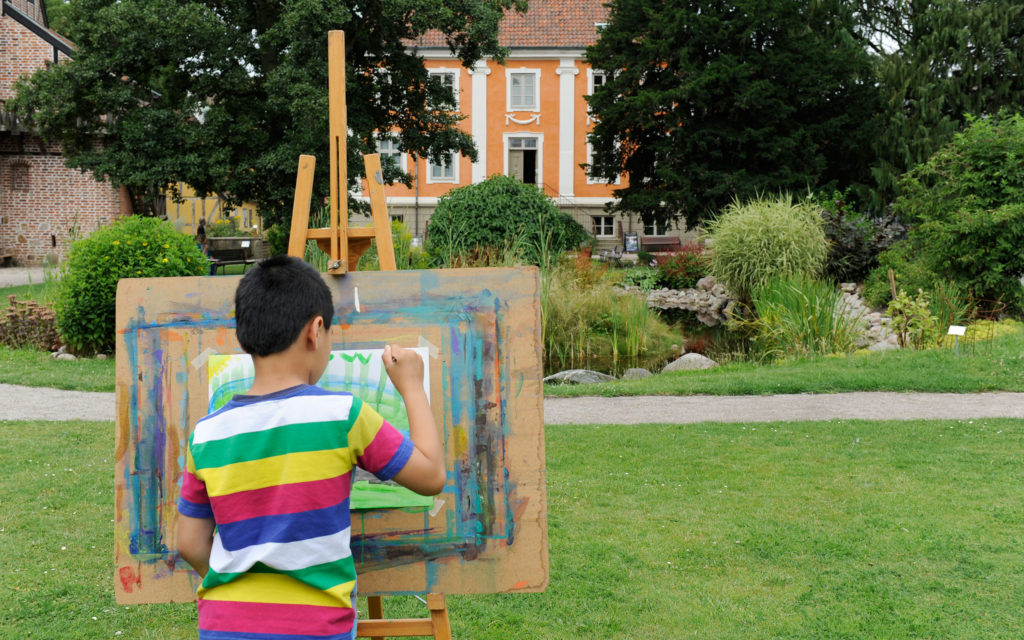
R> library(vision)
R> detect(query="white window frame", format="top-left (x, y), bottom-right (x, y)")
top-left (643, 219), bottom-right (671, 236)
top-left (586, 143), bottom-right (621, 185)
top-left (503, 132), bottom-right (544, 186)
top-left (376, 134), bottom-right (407, 174)
top-left (592, 215), bottom-right (615, 237)
top-left (506, 68), bottom-right (541, 112)
top-left (428, 68), bottom-right (460, 110)
top-left (426, 151), bottom-right (459, 184)
top-left (587, 68), bottom-right (608, 95)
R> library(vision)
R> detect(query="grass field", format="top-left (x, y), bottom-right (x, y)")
top-left (4, 418), bottom-right (1024, 638)
top-left (545, 327), bottom-right (1024, 397)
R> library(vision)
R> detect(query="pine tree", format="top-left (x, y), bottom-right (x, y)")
top-left (585, 0), bottom-right (881, 229)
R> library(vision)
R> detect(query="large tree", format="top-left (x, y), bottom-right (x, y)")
top-left (585, 0), bottom-right (881, 230)
top-left (13, 0), bottom-right (522, 223)
top-left (856, 0), bottom-right (1024, 206)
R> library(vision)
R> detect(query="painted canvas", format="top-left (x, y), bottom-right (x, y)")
top-left (207, 348), bottom-right (434, 509)
top-left (114, 268), bottom-right (547, 603)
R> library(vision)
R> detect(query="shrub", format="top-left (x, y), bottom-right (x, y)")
top-left (357, 220), bottom-right (432, 271)
top-left (56, 216), bottom-right (209, 354)
top-left (707, 194), bottom-right (828, 300)
top-left (815, 189), bottom-right (906, 282)
top-left (656, 243), bottom-right (708, 289)
top-left (620, 266), bottom-right (660, 291)
top-left (744, 278), bottom-right (864, 360)
top-left (264, 224), bottom-right (289, 256)
top-left (888, 289), bottom-right (937, 350)
top-left (0, 296), bottom-right (61, 351)
top-left (426, 175), bottom-right (588, 268)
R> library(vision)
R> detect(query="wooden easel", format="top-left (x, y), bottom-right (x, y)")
top-left (287, 30), bottom-right (396, 273)
top-left (286, 30), bottom-right (452, 639)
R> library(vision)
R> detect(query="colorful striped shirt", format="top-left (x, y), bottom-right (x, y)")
top-left (177, 384), bottom-right (414, 640)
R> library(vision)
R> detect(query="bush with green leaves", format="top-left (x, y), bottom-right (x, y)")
top-left (620, 266), bottom-right (660, 291)
top-left (743, 277), bottom-right (864, 360)
top-left (865, 113), bottom-right (1024, 311)
top-left (707, 194), bottom-right (828, 300)
top-left (888, 289), bottom-right (937, 350)
top-left (56, 216), bottom-right (208, 354)
top-left (426, 175), bottom-right (588, 268)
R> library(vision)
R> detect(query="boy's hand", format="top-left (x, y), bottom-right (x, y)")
top-left (382, 344), bottom-right (425, 398)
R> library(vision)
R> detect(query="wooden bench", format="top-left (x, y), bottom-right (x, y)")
top-left (208, 247), bottom-right (256, 274)
top-left (640, 236), bottom-right (682, 253)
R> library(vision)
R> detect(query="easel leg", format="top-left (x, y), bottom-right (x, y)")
top-left (367, 595), bottom-right (385, 640)
top-left (427, 594), bottom-right (452, 640)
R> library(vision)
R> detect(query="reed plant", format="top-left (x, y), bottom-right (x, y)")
top-left (542, 262), bottom-right (679, 374)
top-left (745, 277), bottom-right (864, 360)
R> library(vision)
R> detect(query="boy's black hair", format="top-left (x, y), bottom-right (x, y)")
top-left (234, 255), bottom-right (334, 357)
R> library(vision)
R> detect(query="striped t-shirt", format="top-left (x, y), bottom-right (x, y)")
top-left (177, 384), bottom-right (414, 640)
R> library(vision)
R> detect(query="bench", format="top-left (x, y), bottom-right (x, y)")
top-left (208, 247), bottom-right (256, 274)
top-left (640, 236), bottom-right (682, 253)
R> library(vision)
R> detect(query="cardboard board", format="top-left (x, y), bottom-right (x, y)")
top-left (113, 267), bottom-right (547, 603)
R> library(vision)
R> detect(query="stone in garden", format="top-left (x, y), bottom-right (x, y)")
top-left (621, 368), bottom-right (653, 380)
top-left (56, 353), bottom-right (78, 361)
top-left (542, 369), bottom-right (617, 384)
top-left (662, 353), bottom-right (718, 372)
top-left (96, 354), bottom-right (108, 360)
top-left (697, 275), bottom-right (717, 291)
top-left (868, 341), bottom-right (900, 352)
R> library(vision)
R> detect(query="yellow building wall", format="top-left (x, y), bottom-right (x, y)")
top-left (165, 183), bottom-right (262, 236)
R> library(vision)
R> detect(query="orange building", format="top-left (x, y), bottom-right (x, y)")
top-left (359, 0), bottom-right (680, 249)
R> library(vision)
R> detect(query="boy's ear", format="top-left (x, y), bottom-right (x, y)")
top-left (305, 315), bottom-right (325, 349)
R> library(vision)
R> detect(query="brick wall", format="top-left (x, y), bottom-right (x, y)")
top-left (1, 11), bottom-right (123, 265)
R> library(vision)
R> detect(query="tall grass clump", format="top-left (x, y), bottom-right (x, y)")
top-left (541, 262), bottom-right (679, 374)
top-left (744, 277), bottom-right (864, 360)
top-left (707, 194), bottom-right (828, 300)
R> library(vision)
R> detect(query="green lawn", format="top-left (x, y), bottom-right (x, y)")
top-left (4, 418), bottom-right (1024, 638)
top-left (546, 327), bottom-right (1024, 397)
top-left (0, 347), bottom-right (115, 392)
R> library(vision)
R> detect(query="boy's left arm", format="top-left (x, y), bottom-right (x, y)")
top-left (176, 515), bottom-right (215, 577)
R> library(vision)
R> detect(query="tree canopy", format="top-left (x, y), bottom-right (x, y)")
top-left (585, 0), bottom-right (882, 230)
top-left (14, 0), bottom-right (523, 224)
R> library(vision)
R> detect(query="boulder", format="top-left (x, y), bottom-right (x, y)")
top-left (662, 353), bottom-right (718, 372)
top-left (542, 369), bottom-right (617, 385)
top-left (56, 353), bottom-right (78, 361)
top-left (621, 368), bottom-right (653, 380)
top-left (868, 341), bottom-right (900, 352)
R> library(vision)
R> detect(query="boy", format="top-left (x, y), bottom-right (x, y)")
top-left (176, 255), bottom-right (445, 639)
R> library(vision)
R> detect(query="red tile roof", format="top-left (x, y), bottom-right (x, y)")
top-left (414, 0), bottom-right (609, 49)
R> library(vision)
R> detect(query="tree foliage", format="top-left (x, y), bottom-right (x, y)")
top-left (585, 0), bottom-right (881, 230)
top-left (858, 0), bottom-right (1024, 205)
top-left (13, 0), bottom-right (522, 225)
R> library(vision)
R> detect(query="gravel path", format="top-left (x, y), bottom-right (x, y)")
top-left (3, 382), bottom-right (1024, 424)
top-left (0, 267), bottom-right (48, 288)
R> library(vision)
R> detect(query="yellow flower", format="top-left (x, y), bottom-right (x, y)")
top-left (136, 270), bottom-right (141, 275)
top-left (112, 240), bottom-right (120, 245)
top-left (126, 240), bottom-right (131, 245)
top-left (142, 242), bottom-right (148, 246)
top-left (162, 258), bottom-right (168, 263)
top-left (163, 244), bottom-right (170, 249)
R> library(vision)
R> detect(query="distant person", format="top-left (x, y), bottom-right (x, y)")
top-left (175, 255), bottom-right (444, 639)
top-left (195, 217), bottom-right (209, 255)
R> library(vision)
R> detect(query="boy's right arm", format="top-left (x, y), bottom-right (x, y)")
top-left (383, 344), bottom-right (446, 495)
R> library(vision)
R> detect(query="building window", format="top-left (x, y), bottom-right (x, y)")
top-left (586, 144), bottom-right (621, 185)
top-left (589, 70), bottom-right (608, 94)
top-left (507, 136), bottom-right (541, 185)
top-left (592, 216), bottom-right (615, 237)
top-left (643, 220), bottom-right (670, 236)
top-left (10, 163), bottom-right (30, 191)
top-left (427, 152), bottom-right (458, 183)
top-left (376, 135), bottom-right (406, 174)
top-left (508, 70), bottom-right (540, 111)
top-left (428, 70), bottom-right (459, 109)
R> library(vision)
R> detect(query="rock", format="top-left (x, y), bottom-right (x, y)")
top-left (542, 369), bottom-right (617, 385)
top-left (621, 368), bottom-right (653, 380)
top-left (696, 275), bottom-right (717, 291)
top-left (56, 353), bottom-right (77, 361)
top-left (868, 341), bottom-right (900, 352)
top-left (662, 353), bottom-right (718, 372)
top-left (96, 354), bottom-right (108, 360)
